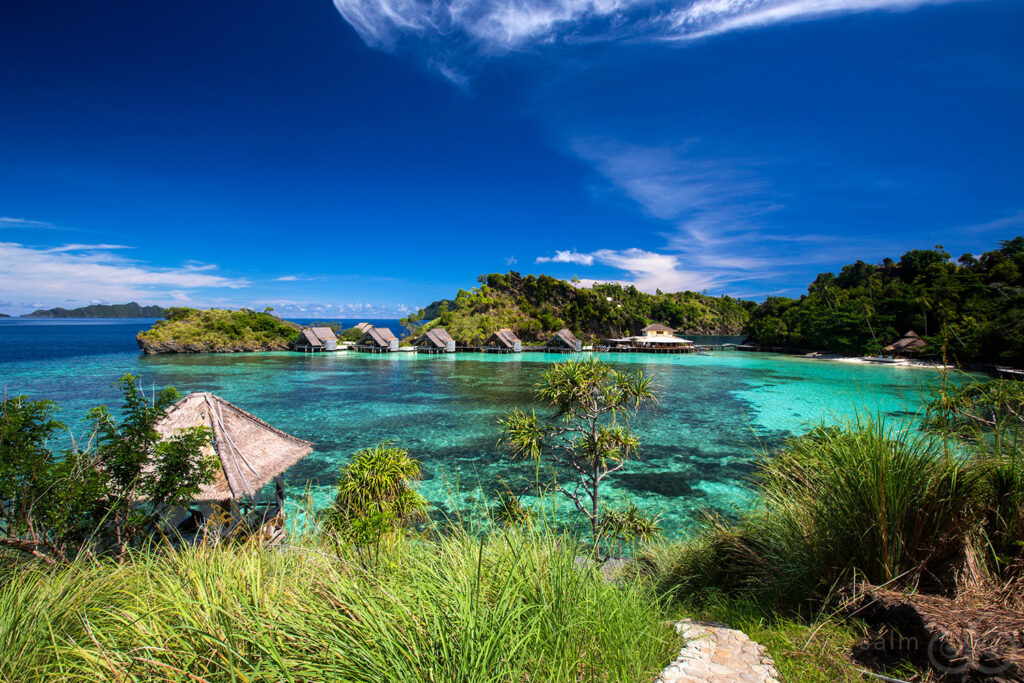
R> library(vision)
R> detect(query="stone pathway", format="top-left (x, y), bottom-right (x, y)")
top-left (656, 619), bottom-right (782, 683)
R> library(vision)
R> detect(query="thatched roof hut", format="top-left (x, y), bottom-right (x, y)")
top-left (358, 326), bottom-right (398, 351)
top-left (415, 327), bottom-right (455, 352)
top-left (354, 322), bottom-right (373, 331)
top-left (154, 392), bottom-right (313, 503)
top-left (310, 326), bottom-right (337, 342)
top-left (296, 328), bottom-right (323, 350)
top-left (485, 328), bottom-right (521, 352)
top-left (883, 330), bottom-right (927, 355)
top-left (546, 328), bottom-right (582, 352)
top-left (295, 326), bottom-right (339, 351)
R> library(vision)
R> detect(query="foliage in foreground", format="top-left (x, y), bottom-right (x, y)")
top-left (327, 441), bottom-right (428, 546)
top-left (0, 529), bottom-right (676, 682)
top-left (0, 376), bottom-right (215, 564)
top-left (644, 405), bottom-right (1024, 609)
top-left (136, 307), bottom-right (300, 352)
top-left (499, 357), bottom-right (658, 558)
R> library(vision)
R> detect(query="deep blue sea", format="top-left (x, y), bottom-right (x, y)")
top-left (0, 318), bottom-right (955, 536)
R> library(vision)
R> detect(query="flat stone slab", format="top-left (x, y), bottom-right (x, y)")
top-left (656, 619), bottom-right (781, 683)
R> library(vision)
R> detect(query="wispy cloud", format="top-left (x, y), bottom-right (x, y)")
top-left (333, 0), bottom-right (972, 79)
top-left (0, 242), bottom-right (249, 312)
top-left (41, 243), bottom-right (133, 253)
top-left (0, 217), bottom-right (59, 229)
top-left (537, 139), bottom-right (874, 294)
top-left (961, 209), bottom-right (1024, 234)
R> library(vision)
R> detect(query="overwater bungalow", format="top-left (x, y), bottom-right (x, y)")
top-left (295, 326), bottom-right (338, 352)
top-left (546, 328), bottom-right (582, 353)
top-left (154, 392), bottom-right (313, 542)
top-left (603, 323), bottom-right (695, 353)
top-left (414, 327), bottom-right (456, 353)
top-left (356, 325), bottom-right (398, 353)
top-left (485, 328), bottom-right (521, 353)
top-left (882, 330), bottom-right (927, 357)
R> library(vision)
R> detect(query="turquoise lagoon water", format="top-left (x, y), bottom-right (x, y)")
top-left (0, 319), bottom-right (955, 536)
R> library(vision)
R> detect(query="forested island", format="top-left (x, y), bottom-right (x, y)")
top-left (403, 271), bottom-right (753, 344)
top-left (743, 237), bottom-right (1024, 365)
top-left (136, 307), bottom-right (299, 353)
top-left (23, 302), bottom-right (168, 318)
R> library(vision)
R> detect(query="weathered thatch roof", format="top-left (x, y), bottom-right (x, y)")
top-left (547, 328), bottom-right (581, 349)
top-left (310, 326), bottom-right (337, 342)
top-left (416, 327), bottom-right (454, 348)
top-left (487, 328), bottom-right (520, 348)
top-left (360, 326), bottom-right (397, 347)
top-left (883, 330), bottom-right (927, 353)
top-left (354, 322), bottom-right (373, 331)
top-left (642, 323), bottom-right (675, 333)
top-left (154, 393), bottom-right (313, 503)
top-left (298, 329), bottom-right (322, 348)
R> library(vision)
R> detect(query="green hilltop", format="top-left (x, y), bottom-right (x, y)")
top-left (402, 272), bottom-right (754, 345)
top-left (136, 307), bottom-right (300, 354)
top-left (743, 236), bottom-right (1024, 365)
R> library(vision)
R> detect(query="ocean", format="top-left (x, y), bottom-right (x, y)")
top-left (0, 317), bottom-right (951, 536)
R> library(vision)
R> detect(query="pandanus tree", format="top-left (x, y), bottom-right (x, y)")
top-left (498, 357), bottom-right (657, 557)
top-left (331, 441), bottom-right (427, 545)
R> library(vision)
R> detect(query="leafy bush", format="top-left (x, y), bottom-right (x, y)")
top-left (645, 419), bottom-right (979, 607)
top-left (0, 375), bottom-right (215, 563)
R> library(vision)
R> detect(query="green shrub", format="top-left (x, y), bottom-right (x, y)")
top-left (646, 419), bottom-right (979, 606)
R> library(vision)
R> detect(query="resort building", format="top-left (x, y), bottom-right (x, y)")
top-left (545, 328), bottom-right (582, 353)
top-left (485, 328), bottom-right (522, 353)
top-left (603, 323), bottom-right (695, 353)
top-left (295, 326), bottom-right (338, 352)
top-left (883, 330), bottom-right (927, 357)
top-left (153, 392), bottom-right (314, 543)
top-left (642, 323), bottom-right (676, 337)
top-left (356, 325), bottom-right (399, 353)
top-left (414, 327), bottom-right (456, 353)
top-left (354, 322), bottom-right (373, 332)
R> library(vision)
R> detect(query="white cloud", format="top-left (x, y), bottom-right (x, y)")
top-left (274, 275), bottom-right (301, 282)
top-left (0, 242), bottom-right (249, 312)
top-left (536, 249), bottom-right (596, 265)
top-left (587, 247), bottom-right (721, 291)
top-left (665, 0), bottom-right (959, 40)
top-left (332, 0), bottom-right (972, 75)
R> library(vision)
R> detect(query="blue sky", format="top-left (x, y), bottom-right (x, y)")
top-left (0, 0), bottom-right (1021, 317)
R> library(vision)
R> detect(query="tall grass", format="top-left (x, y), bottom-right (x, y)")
top-left (645, 418), bottom-right (982, 607)
top-left (0, 528), bottom-right (675, 682)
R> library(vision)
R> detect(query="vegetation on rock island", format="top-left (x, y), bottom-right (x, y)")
top-left (136, 307), bottom-right (300, 353)
top-left (402, 271), bottom-right (754, 344)
top-left (743, 236), bottom-right (1024, 365)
